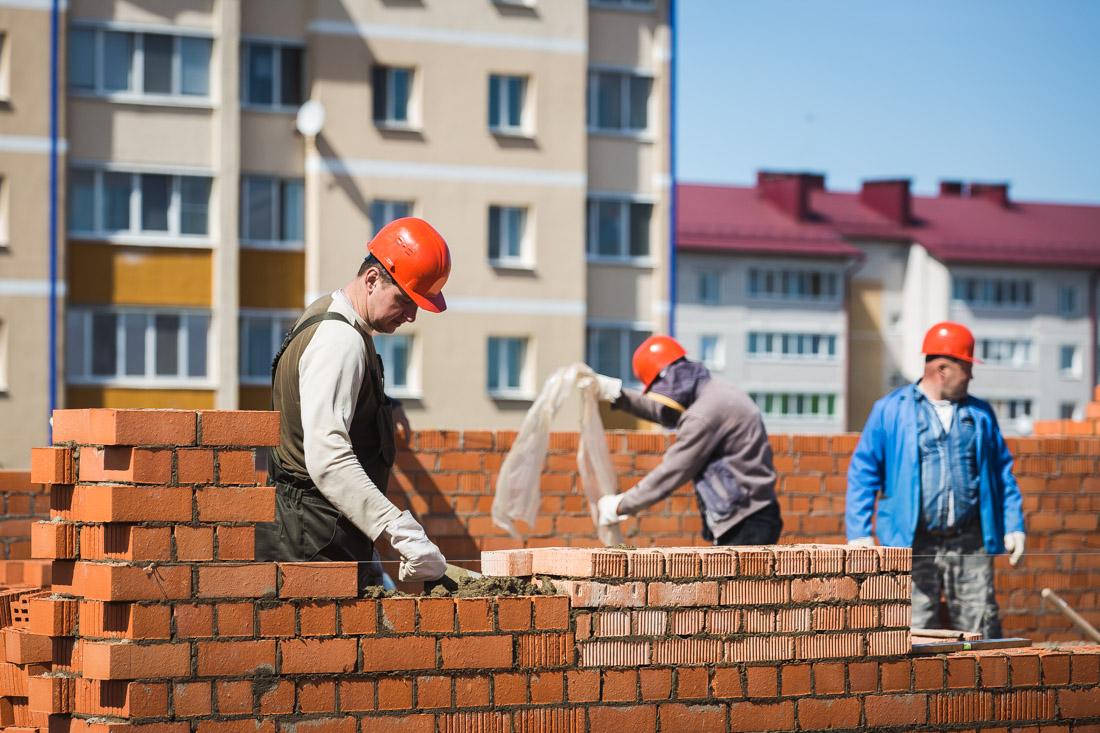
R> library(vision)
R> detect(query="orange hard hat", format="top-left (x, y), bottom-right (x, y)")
top-left (922, 321), bottom-right (981, 363)
top-left (632, 335), bottom-right (687, 391)
top-left (367, 217), bottom-right (451, 313)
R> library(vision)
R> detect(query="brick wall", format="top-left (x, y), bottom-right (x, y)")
top-left (389, 430), bottom-right (1100, 643)
top-left (0, 472), bottom-right (48, 560)
top-left (1, 408), bottom-right (1097, 732)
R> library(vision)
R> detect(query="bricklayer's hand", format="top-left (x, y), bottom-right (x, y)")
top-left (1004, 531), bottom-right (1026, 567)
top-left (382, 511), bottom-right (447, 582)
top-left (597, 493), bottom-right (629, 526)
top-left (579, 373), bottom-right (623, 402)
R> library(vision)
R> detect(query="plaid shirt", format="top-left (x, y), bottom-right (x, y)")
top-left (915, 389), bottom-right (981, 532)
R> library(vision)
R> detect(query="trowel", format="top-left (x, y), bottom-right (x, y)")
top-left (429, 563), bottom-right (483, 592)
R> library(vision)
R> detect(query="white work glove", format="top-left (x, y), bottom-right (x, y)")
top-left (1004, 531), bottom-right (1026, 567)
top-left (848, 536), bottom-right (876, 547)
top-left (597, 494), bottom-right (629, 526)
top-left (582, 374), bottom-right (623, 402)
top-left (380, 511), bottom-right (447, 582)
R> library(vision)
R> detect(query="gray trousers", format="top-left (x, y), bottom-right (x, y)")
top-left (911, 525), bottom-right (1004, 639)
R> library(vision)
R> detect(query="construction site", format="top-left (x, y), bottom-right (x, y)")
top-left (2, 0), bottom-right (1100, 731)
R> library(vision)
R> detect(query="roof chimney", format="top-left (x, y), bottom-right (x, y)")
top-left (969, 182), bottom-right (1010, 208)
top-left (756, 171), bottom-right (824, 221)
top-left (859, 179), bottom-right (911, 225)
top-left (939, 181), bottom-right (964, 197)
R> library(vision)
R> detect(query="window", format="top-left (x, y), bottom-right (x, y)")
top-left (750, 392), bottom-right (837, 419)
top-left (67, 169), bottom-right (212, 240)
top-left (488, 74), bottom-right (527, 134)
top-left (587, 69), bottom-right (651, 133)
top-left (68, 26), bottom-right (211, 100)
top-left (698, 271), bottom-right (720, 305)
top-left (369, 199), bottom-right (413, 237)
top-left (0, 176), bottom-right (8, 246)
top-left (242, 42), bottom-right (304, 108)
top-left (977, 338), bottom-right (1033, 367)
top-left (586, 198), bottom-right (651, 260)
top-left (747, 332), bottom-right (838, 361)
top-left (0, 32), bottom-right (10, 100)
top-left (698, 335), bottom-right (723, 370)
top-left (1060, 402), bottom-right (1081, 421)
top-left (747, 268), bottom-right (840, 302)
top-left (0, 318), bottom-right (7, 392)
top-left (372, 66), bottom-right (412, 125)
top-left (1060, 345), bottom-right (1081, 377)
top-left (487, 337), bottom-right (528, 397)
top-left (989, 398), bottom-right (1032, 422)
top-left (239, 312), bottom-right (297, 384)
top-left (375, 334), bottom-right (412, 394)
top-left (587, 326), bottom-right (650, 384)
top-left (67, 308), bottom-right (210, 384)
top-left (1058, 287), bottom-right (1078, 317)
top-left (951, 276), bottom-right (1033, 308)
top-left (488, 205), bottom-right (528, 266)
top-left (241, 176), bottom-right (304, 246)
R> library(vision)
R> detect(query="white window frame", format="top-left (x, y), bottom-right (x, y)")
top-left (488, 73), bottom-right (530, 137)
top-left (241, 38), bottom-right (305, 111)
top-left (369, 199), bottom-right (414, 237)
top-left (749, 392), bottom-right (838, 420)
top-left (487, 336), bottom-right (532, 399)
top-left (374, 333), bottom-right (418, 399)
top-left (240, 176), bottom-right (305, 250)
top-left (951, 276), bottom-right (1034, 310)
top-left (586, 193), bottom-right (654, 265)
top-left (66, 307), bottom-right (213, 388)
top-left (1058, 286), bottom-right (1078, 318)
top-left (746, 332), bottom-right (838, 362)
top-left (1060, 344), bottom-right (1082, 378)
top-left (238, 310), bottom-right (298, 385)
top-left (68, 22), bottom-right (214, 107)
top-left (487, 204), bottom-right (532, 269)
top-left (587, 65), bottom-right (653, 137)
top-left (746, 268), bottom-right (842, 303)
top-left (976, 338), bottom-right (1034, 367)
top-left (586, 322), bottom-right (652, 387)
top-left (372, 65), bottom-right (416, 129)
top-left (67, 164), bottom-right (214, 247)
top-left (698, 271), bottom-right (720, 305)
top-left (989, 397), bottom-right (1034, 422)
top-left (698, 334), bottom-right (724, 370)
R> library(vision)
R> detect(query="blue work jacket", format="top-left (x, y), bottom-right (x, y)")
top-left (845, 384), bottom-right (1025, 554)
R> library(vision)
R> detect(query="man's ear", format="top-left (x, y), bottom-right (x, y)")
top-left (363, 266), bottom-right (379, 293)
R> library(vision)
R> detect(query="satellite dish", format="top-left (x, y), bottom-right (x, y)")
top-left (296, 100), bottom-right (326, 137)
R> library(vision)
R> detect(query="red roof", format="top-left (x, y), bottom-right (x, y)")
top-left (678, 181), bottom-right (1100, 268)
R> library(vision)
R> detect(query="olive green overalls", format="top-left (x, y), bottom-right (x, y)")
top-left (255, 295), bottom-right (396, 579)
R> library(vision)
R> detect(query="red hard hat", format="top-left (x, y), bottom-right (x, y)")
top-left (367, 217), bottom-right (451, 313)
top-left (632, 335), bottom-right (687, 391)
top-left (922, 321), bottom-right (981, 363)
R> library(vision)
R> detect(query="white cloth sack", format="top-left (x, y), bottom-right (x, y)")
top-left (491, 363), bottom-right (623, 546)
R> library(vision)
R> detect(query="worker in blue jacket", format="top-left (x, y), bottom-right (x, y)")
top-left (846, 322), bottom-right (1025, 639)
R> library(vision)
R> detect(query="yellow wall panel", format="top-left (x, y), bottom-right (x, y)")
top-left (240, 250), bottom-right (305, 309)
top-left (67, 243), bottom-right (212, 306)
top-left (239, 386), bottom-right (273, 411)
top-left (66, 387), bottom-right (215, 410)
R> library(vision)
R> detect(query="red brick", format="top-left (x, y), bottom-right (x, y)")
top-left (797, 697), bottom-right (861, 729)
top-left (216, 526), bottom-right (255, 561)
top-left (196, 486), bottom-right (275, 522)
top-left (339, 679), bottom-right (376, 712)
top-left (278, 562), bottom-right (357, 598)
top-left (75, 485), bottom-right (192, 522)
top-left (198, 410), bottom-right (279, 447)
top-left (881, 660), bottom-right (910, 691)
top-left (790, 576), bottom-right (859, 602)
top-left (659, 703), bottom-right (726, 733)
top-left (177, 449), bottom-right (215, 484)
top-left (864, 693), bottom-right (927, 727)
top-left (196, 564), bottom-right (276, 599)
top-left (31, 521), bottom-right (76, 559)
top-left (728, 701), bottom-right (794, 732)
top-left (216, 602), bottom-right (254, 637)
top-left (1070, 653), bottom-right (1100, 685)
top-left (416, 598), bottom-right (455, 633)
top-left (647, 581), bottom-right (720, 607)
top-left (80, 525), bottom-right (172, 561)
top-left (217, 450), bottom-right (257, 484)
top-left (978, 654), bottom-right (1009, 687)
top-left (31, 447), bottom-right (74, 484)
top-left (812, 662), bottom-right (846, 695)
top-left (380, 597), bottom-right (416, 633)
top-left (1059, 687), bottom-right (1100, 719)
top-left (196, 721), bottom-right (275, 733)
top-left (53, 409), bottom-right (197, 446)
top-left (281, 637), bottom-right (357, 674)
top-left (1010, 654), bottom-right (1040, 685)
top-left (711, 667), bottom-right (743, 698)
top-left (454, 675), bottom-right (491, 708)
top-left (441, 635), bottom-right (512, 670)
top-left (300, 601), bottom-right (337, 636)
top-left (496, 597), bottom-right (531, 631)
top-left (173, 682), bottom-right (212, 717)
top-left (376, 678), bottom-right (413, 711)
top-left (848, 661), bottom-right (878, 693)
top-left (216, 679), bottom-right (253, 715)
top-left (257, 678), bottom-right (294, 715)
top-left (27, 595), bottom-right (77, 636)
top-left (746, 666), bottom-right (778, 697)
top-left (78, 447), bottom-right (172, 484)
top-left (297, 679), bottom-right (335, 713)
top-left (456, 598), bottom-right (493, 633)
top-left (588, 705), bottom-right (658, 730)
top-left (175, 526), bottom-right (214, 561)
top-left (357, 715), bottom-right (433, 733)
top-left (340, 599), bottom-right (378, 635)
top-left (677, 667), bottom-right (709, 699)
top-left (1041, 652), bottom-right (1071, 685)
top-left (361, 636), bottom-right (436, 672)
top-left (913, 657), bottom-right (945, 690)
top-left (602, 669), bottom-right (637, 702)
top-left (566, 669), bottom-right (599, 703)
top-left (82, 641), bottom-right (190, 679)
top-left (493, 672), bottom-right (526, 705)
top-left (258, 604), bottom-right (295, 637)
top-left (529, 671), bottom-right (564, 704)
top-left (78, 562), bottom-right (192, 601)
top-left (80, 600), bottom-right (171, 640)
top-left (196, 640), bottom-right (276, 676)
top-left (416, 676), bottom-right (451, 709)
top-left (781, 663), bottom-right (812, 696)
top-left (175, 603), bottom-right (214, 639)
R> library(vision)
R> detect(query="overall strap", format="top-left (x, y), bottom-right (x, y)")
top-left (270, 312), bottom-right (353, 383)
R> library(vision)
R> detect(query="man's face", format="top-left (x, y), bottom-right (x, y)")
top-left (366, 269), bottom-right (418, 334)
top-left (936, 357), bottom-right (973, 401)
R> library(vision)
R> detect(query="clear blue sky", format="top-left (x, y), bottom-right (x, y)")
top-left (676, 1), bottom-right (1100, 204)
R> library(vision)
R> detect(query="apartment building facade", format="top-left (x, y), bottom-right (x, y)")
top-left (677, 173), bottom-right (1100, 435)
top-left (0, 0), bottom-right (671, 466)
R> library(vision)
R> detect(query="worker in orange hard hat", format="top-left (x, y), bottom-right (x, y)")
top-left (586, 335), bottom-right (783, 546)
top-left (846, 321), bottom-right (1025, 639)
top-left (257, 218), bottom-right (451, 586)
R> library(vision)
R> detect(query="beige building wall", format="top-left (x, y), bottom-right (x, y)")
top-left (0, 3), bottom-right (63, 468)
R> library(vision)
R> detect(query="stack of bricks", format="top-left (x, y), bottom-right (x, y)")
top-left (482, 545), bottom-right (913, 667)
top-left (1033, 385), bottom-right (1100, 435)
top-left (0, 471), bottom-right (49, 560)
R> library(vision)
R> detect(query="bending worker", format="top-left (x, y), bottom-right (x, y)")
top-left (846, 322), bottom-right (1026, 639)
top-left (256, 217), bottom-right (450, 584)
top-left (590, 335), bottom-right (783, 545)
